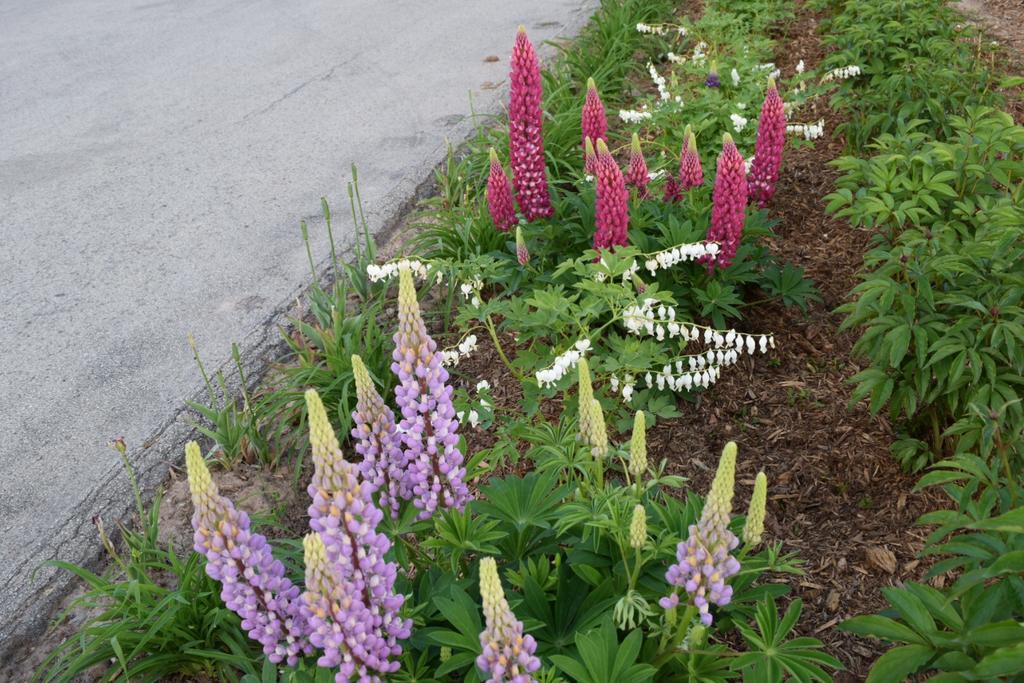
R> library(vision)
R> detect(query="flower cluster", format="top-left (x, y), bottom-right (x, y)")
top-left (629, 410), bottom-right (647, 479)
top-left (661, 443), bottom-right (742, 626)
top-left (743, 472), bottom-right (768, 546)
top-left (622, 297), bottom-right (775, 350)
top-left (515, 225), bottom-right (530, 266)
top-left (703, 134), bottom-right (748, 270)
top-left (576, 358), bottom-right (608, 459)
top-left (441, 333), bottom-right (480, 367)
top-left (649, 62), bottom-right (671, 100)
top-left (581, 77), bottom-right (608, 147)
top-left (787, 119), bottom-right (825, 140)
top-left (625, 133), bottom-right (651, 198)
top-left (304, 389), bottom-right (411, 679)
top-left (509, 27), bottom-right (553, 222)
top-left (477, 558), bottom-right (541, 683)
top-left (821, 64), bottom-right (862, 82)
top-left (186, 442), bottom-right (312, 665)
top-left (705, 66), bottom-right (721, 89)
top-left (619, 108), bottom-right (653, 124)
top-left (679, 126), bottom-right (704, 191)
top-left (731, 68), bottom-right (741, 87)
top-left (635, 22), bottom-right (670, 35)
top-left (367, 258), bottom-right (439, 284)
top-left (351, 355), bottom-right (408, 519)
top-left (487, 148), bottom-right (517, 232)
top-left (630, 504), bottom-right (647, 549)
top-left (393, 267), bottom-right (471, 519)
top-left (535, 339), bottom-right (591, 387)
top-left (583, 136), bottom-right (598, 176)
top-left (749, 78), bottom-right (787, 208)
top-left (641, 240), bottom-right (719, 275)
top-left (729, 113), bottom-right (748, 133)
top-left (593, 139), bottom-right (630, 251)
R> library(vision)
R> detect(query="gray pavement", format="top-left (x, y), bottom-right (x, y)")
top-left (0, 0), bottom-right (597, 659)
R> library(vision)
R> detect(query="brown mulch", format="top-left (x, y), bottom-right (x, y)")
top-left (956, 0), bottom-right (1024, 123)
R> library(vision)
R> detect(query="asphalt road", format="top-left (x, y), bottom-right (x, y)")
top-left (0, 0), bottom-right (597, 658)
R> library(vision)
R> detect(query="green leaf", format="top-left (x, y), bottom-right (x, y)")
top-left (866, 644), bottom-right (936, 683)
top-left (840, 615), bottom-right (924, 644)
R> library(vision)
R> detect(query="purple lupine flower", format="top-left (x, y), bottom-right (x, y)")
top-left (662, 443), bottom-right (741, 627)
top-left (477, 557), bottom-right (541, 683)
top-left (593, 138), bottom-right (629, 251)
top-left (392, 266), bottom-right (471, 519)
top-left (509, 26), bottom-right (553, 222)
top-left (625, 133), bottom-right (651, 199)
top-left (705, 64), bottom-right (721, 88)
top-left (581, 77), bottom-right (608, 148)
top-left (515, 225), bottom-right (529, 266)
top-left (749, 78), bottom-right (786, 208)
top-left (304, 390), bottom-right (412, 679)
top-left (679, 125), bottom-right (704, 190)
top-left (487, 148), bottom-right (517, 232)
top-left (584, 136), bottom-right (598, 176)
top-left (185, 442), bottom-right (312, 665)
top-left (351, 354), bottom-right (408, 519)
top-left (662, 174), bottom-right (682, 203)
top-left (702, 133), bottom-right (748, 270)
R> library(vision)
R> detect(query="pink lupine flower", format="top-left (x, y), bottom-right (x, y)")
top-left (679, 124), bottom-right (704, 190)
top-left (581, 77), bottom-right (608, 148)
top-left (749, 77), bottom-right (786, 208)
top-left (509, 26), bottom-right (553, 222)
top-left (486, 148), bottom-right (517, 232)
top-left (515, 225), bottom-right (529, 266)
top-left (703, 133), bottom-right (748, 270)
top-left (625, 133), bottom-right (650, 199)
top-left (593, 139), bottom-right (629, 251)
top-left (662, 175), bottom-right (682, 203)
top-left (584, 136), bottom-right (598, 176)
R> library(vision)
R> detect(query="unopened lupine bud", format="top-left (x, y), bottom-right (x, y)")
top-left (186, 442), bottom-right (312, 665)
top-left (625, 133), bottom-right (651, 199)
top-left (393, 267), bottom-right (471, 519)
top-left (584, 135), bottom-right (598, 175)
top-left (440, 646), bottom-right (452, 663)
top-left (583, 397), bottom-right (608, 460)
top-left (351, 354), bottom-right (408, 518)
top-left (629, 504), bottom-right (647, 549)
top-left (487, 148), bottom-right (517, 232)
top-left (577, 357), bottom-right (595, 443)
top-left (631, 272), bottom-right (648, 294)
top-left (703, 134), bottom-right (747, 270)
top-left (581, 77), bottom-right (608, 148)
top-left (477, 557), bottom-right (542, 682)
top-left (515, 225), bottom-right (529, 266)
top-left (629, 410), bottom-right (647, 479)
top-left (509, 26), bottom-right (553, 221)
top-left (662, 174), bottom-right (682, 203)
top-left (703, 441), bottom-right (738, 531)
top-left (743, 471), bottom-right (767, 546)
top-left (749, 78), bottom-right (786, 208)
top-left (679, 125), bottom-right (704, 190)
top-left (593, 138), bottom-right (629, 251)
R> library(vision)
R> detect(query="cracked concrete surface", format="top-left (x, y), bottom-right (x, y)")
top-left (0, 0), bottom-right (598, 662)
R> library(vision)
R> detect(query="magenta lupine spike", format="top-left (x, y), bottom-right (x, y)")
top-left (662, 174), bottom-right (682, 203)
top-left (477, 558), bottom-right (542, 683)
top-left (625, 133), bottom-right (651, 199)
top-left (487, 148), bottom-right (517, 232)
top-left (185, 442), bottom-right (312, 665)
top-left (351, 355), bottom-right (408, 519)
top-left (749, 78), bottom-right (786, 208)
top-left (660, 443), bottom-right (741, 627)
top-left (304, 391), bottom-right (412, 679)
top-left (581, 77), bottom-right (608, 149)
top-left (679, 125), bottom-right (704, 190)
top-left (515, 226), bottom-right (530, 266)
top-left (593, 139), bottom-right (629, 251)
top-left (392, 267), bottom-right (471, 519)
top-left (509, 26), bottom-right (553, 222)
top-left (702, 133), bottom-right (748, 270)
top-left (584, 136), bottom-right (598, 176)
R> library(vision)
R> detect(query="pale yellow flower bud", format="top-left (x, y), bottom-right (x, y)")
top-left (702, 441), bottom-right (737, 530)
top-left (584, 397), bottom-right (608, 460)
top-left (629, 504), bottom-right (647, 549)
top-left (185, 440), bottom-right (217, 511)
top-left (351, 354), bottom-right (372, 400)
top-left (440, 646), bottom-right (452, 662)
top-left (743, 471), bottom-right (768, 546)
top-left (629, 411), bottom-right (647, 479)
top-left (577, 357), bottom-right (595, 442)
top-left (305, 388), bottom-right (347, 492)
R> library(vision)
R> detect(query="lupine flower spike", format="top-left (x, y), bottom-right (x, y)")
top-left (186, 442), bottom-right (311, 665)
top-left (351, 354), bottom-right (408, 519)
top-left (662, 174), bottom-right (682, 203)
top-left (629, 504), bottom-right (647, 549)
top-left (582, 396), bottom-right (609, 460)
top-left (679, 125), bottom-right (704, 190)
top-left (743, 471), bottom-right (768, 546)
top-left (576, 357), bottom-right (596, 443)
top-left (702, 133), bottom-right (748, 270)
top-left (705, 62), bottom-right (721, 88)
top-left (629, 410), bottom-right (647, 481)
top-left (583, 136), bottom-right (598, 176)
top-left (515, 225), bottom-right (530, 266)
top-left (477, 557), bottom-right (542, 682)
top-left (581, 77), bottom-right (608, 148)
top-left (304, 390), bottom-right (411, 678)
top-left (661, 442), bottom-right (742, 626)
top-left (509, 26), bottom-right (553, 222)
top-left (593, 138), bottom-right (630, 251)
top-left (749, 77), bottom-right (786, 208)
top-left (392, 266), bottom-right (471, 519)
top-left (625, 133), bottom-right (651, 199)
top-left (486, 148), bottom-right (517, 232)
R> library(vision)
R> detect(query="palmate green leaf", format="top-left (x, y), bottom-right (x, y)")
top-left (733, 599), bottom-right (841, 682)
top-left (550, 617), bottom-right (654, 683)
